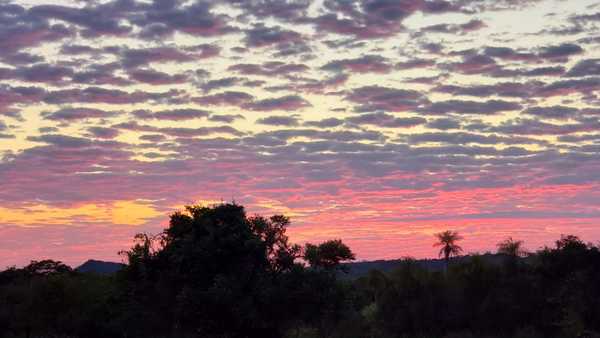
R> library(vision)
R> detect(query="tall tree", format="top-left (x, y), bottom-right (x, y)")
top-left (119, 203), bottom-right (354, 338)
top-left (304, 239), bottom-right (355, 271)
top-left (433, 230), bottom-right (463, 270)
top-left (497, 237), bottom-right (527, 257)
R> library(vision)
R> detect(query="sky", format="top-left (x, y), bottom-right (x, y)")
top-left (1, 0), bottom-right (600, 267)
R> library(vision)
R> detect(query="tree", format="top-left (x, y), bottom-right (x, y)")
top-left (497, 237), bottom-right (527, 257)
top-left (433, 230), bottom-right (463, 269)
top-left (304, 239), bottom-right (355, 271)
top-left (555, 234), bottom-right (588, 251)
top-left (23, 260), bottom-right (72, 276)
top-left (119, 203), bottom-right (354, 338)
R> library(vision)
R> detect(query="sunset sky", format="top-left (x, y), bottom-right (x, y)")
top-left (1, 0), bottom-right (600, 267)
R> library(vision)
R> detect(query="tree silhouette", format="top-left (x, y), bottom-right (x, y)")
top-left (23, 260), bottom-right (72, 276)
top-left (433, 230), bottom-right (463, 270)
top-left (304, 239), bottom-right (355, 271)
top-left (118, 203), bottom-right (355, 337)
top-left (497, 237), bottom-right (527, 257)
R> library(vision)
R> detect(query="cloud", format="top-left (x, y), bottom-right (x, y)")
top-left (315, 0), bottom-right (460, 39)
top-left (30, 4), bottom-right (133, 37)
top-left (439, 81), bottom-right (551, 98)
top-left (420, 100), bottom-right (522, 115)
top-left (294, 74), bottom-right (349, 93)
top-left (257, 115), bottom-right (301, 126)
top-left (133, 109), bottom-right (210, 121)
top-left (304, 118), bottom-right (345, 128)
top-left (322, 55), bottom-right (392, 73)
top-left (199, 77), bottom-right (242, 92)
top-left (243, 95), bottom-right (311, 111)
top-left (406, 131), bottom-right (533, 145)
top-left (87, 127), bottom-right (120, 139)
top-left (27, 134), bottom-right (92, 148)
top-left (4, 0), bottom-right (600, 266)
top-left (72, 69), bottom-right (133, 87)
top-left (128, 68), bottom-right (188, 85)
top-left (115, 121), bottom-right (243, 138)
top-left (570, 12), bottom-right (600, 24)
top-left (565, 59), bottom-right (600, 77)
top-left (14, 63), bottom-right (74, 83)
top-left (395, 58), bottom-right (436, 70)
top-left (346, 112), bottom-right (426, 128)
top-left (228, 62), bottom-right (309, 77)
top-left (0, 85), bottom-right (46, 115)
top-left (193, 91), bottom-right (254, 106)
top-left (450, 54), bottom-right (500, 75)
top-left (120, 47), bottom-right (194, 68)
top-left (517, 66), bottom-right (565, 77)
top-left (522, 106), bottom-right (580, 120)
top-left (538, 77), bottom-right (600, 97)
top-left (208, 114), bottom-right (245, 123)
top-left (42, 107), bottom-right (116, 121)
top-left (482, 46), bottom-right (536, 61)
top-left (346, 86), bottom-right (423, 112)
top-left (119, 45), bottom-right (218, 68)
top-left (1, 52), bottom-right (44, 66)
top-left (227, 0), bottom-right (311, 20)
top-left (420, 19), bottom-right (486, 34)
top-left (157, 126), bottom-right (243, 138)
top-left (0, 4), bottom-right (72, 55)
top-left (135, 2), bottom-right (233, 37)
top-left (538, 43), bottom-right (583, 61)
top-left (139, 134), bottom-right (166, 142)
top-left (426, 118), bottom-right (461, 130)
top-left (44, 87), bottom-right (184, 105)
top-left (448, 45), bottom-right (582, 76)
top-left (245, 24), bottom-right (303, 48)
top-left (491, 118), bottom-right (600, 135)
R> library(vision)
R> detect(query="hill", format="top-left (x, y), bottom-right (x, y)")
top-left (75, 254), bottom-right (519, 277)
top-left (76, 259), bottom-right (124, 274)
top-left (342, 253), bottom-right (517, 278)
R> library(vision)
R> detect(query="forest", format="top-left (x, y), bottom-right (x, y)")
top-left (1, 203), bottom-right (600, 338)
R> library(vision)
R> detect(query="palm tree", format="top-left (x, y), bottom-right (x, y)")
top-left (434, 230), bottom-right (463, 271)
top-left (497, 237), bottom-right (527, 257)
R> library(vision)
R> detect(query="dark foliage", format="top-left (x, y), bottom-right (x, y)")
top-left (0, 203), bottom-right (354, 338)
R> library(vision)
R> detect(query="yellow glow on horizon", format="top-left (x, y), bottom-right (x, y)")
top-left (0, 200), bottom-right (162, 227)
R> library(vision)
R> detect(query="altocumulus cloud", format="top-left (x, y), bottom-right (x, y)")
top-left (1, 0), bottom-right (600, 266)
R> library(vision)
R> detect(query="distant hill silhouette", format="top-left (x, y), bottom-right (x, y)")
top-left (76, 259), bottom-right (124, 274)
top-left (75, 254), bottom-right (519, 277)
top-left (341, 253), bottom-right (524, 278)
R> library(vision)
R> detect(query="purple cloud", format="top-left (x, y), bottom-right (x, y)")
top-left (42, 107), bottom-right (116, 121)
top-left (87, 126), bottom-right (120, 139)
top-left (228, 62), bottom-right (309, 77)
top-left (346, 86), bottom-right (423, 112)
top-left (193, 91), bottom-right (254, 106)
top-left (322, 55), bottom-right (392, 73)
top-left (128, 68), bottom-right (188, 85)
top-left (346, 112), bottom-right (426, 128)
top-left (243, 95), bottom-right (311, 111)
top-left (420, 100), bottom-right (522, 115)
top-left (257, 115), bottom-right (301, 126)
top-left (566, 59), bottom-right (600, 77)
top-left (133, 109), bottom-right (210, 121)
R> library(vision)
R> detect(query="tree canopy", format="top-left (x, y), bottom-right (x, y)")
top-left (434, 230), bottom-right (463, 264)
top-left (119, 203), bottom-right (355, 337)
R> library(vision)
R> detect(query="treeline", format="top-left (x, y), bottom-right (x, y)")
top-left (1, 203), bottom-right (600, 338)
